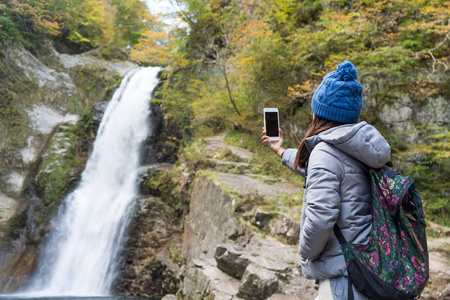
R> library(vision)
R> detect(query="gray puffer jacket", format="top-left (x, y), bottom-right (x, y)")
top-left (281, 121), bottom-right (391, 279)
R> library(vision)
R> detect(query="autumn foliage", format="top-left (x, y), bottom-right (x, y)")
top-left (135, 0), bottom-right (449, 226)
top-left (136, 0), bottom-right (448, 125)
top-left (0, 0), bottom-right (152, 52)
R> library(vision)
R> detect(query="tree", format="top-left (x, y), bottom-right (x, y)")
top-left (112, 0), bottom-right (152, 47)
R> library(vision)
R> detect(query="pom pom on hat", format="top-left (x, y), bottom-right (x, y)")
top-left (311, 60), bottom-right (363, 124)
top-left (336, 60), bottom-right (358, 81)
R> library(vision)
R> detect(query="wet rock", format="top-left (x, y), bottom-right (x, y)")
top-left (238, 264), bottom-right (279, 300)
top-left (92, 101), bottom-right (109, 127)
top-left (116, 195), bottom-right (183, 298)
top-left (0, 235), bottom-right (39, 292)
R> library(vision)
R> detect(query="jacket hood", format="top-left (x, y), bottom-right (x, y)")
top-left (305, 121), bottom-right (391, 168)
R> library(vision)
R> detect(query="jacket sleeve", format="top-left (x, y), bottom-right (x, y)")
top-left (299, 144), bottom-right (344, 260)
top-left (281, 148), bottom-right (306, 178)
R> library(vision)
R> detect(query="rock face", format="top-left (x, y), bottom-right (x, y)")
top-left (50, 44), bottom-right (137, 77)
top-left (11, 43), bottom-right (76, 93)
top-left (0, 41), bottom-right (139, 292)
top-left (0, 118), bottom-right (92, 291)
top-left (0, 42), bottom-right (138, 199)
top-left (2, 104), bottom-right (79, 198)
top-left (0, 193), bottom-right (19, 235)
top-left (415, 96), bottom-right (450, 129)
top-left (184, 178), bottom-right (247, 263)
top-left (117, 195), bottom-right (182, 298)
top-left (179, 175), bottom-right (317, 300)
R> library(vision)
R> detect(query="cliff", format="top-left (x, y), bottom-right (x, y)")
top-left (117, 136), bottom-right (318, 299)
top-left (0, 42), bottom-right (138, 291)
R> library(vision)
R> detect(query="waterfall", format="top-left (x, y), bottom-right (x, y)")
top-left (25, 67), bottom-right (161, 296)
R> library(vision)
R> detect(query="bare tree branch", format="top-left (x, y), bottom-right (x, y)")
top-left (416, 33), bottom-right (450, 77)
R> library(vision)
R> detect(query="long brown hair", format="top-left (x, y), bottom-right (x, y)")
top-left (293, 115), bottom-right (343, 170)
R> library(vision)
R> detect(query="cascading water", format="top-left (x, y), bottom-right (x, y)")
top-left (24, 67), bottom-right (161, 297)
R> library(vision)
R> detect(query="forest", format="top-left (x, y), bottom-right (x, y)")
top-left (137, 0), bottom-right (450, 228)
top-left (0, 0), bottom-right (449, 227)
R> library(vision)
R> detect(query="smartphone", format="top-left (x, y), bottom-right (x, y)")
top-left (263, 108), bottom-right (280, 141)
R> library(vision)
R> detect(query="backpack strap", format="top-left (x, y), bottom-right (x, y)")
top-left (333, 225), bottom-right (355, 300)
top-left (386, 170), bottom-right (398, 178)
top-left (348, 277), bottom-right (355, 300)
top-left (385, 161), bottom-right (398, 178)
top-left (333, 224), bottom-right (347, 245)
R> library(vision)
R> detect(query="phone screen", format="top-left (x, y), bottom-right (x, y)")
top-left (265, 111), bottom-right (279, 137)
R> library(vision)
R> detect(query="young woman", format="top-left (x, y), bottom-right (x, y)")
top-left (262, 61), bottom-right (391, 300)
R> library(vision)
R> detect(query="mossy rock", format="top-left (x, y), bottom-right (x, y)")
top-left (35, 106), bottom-right (99, 208)
top-left (144, 168), bottom-right (183, 217)
top-left (69, 64), bottom-right (123, 107)
top-left (0, 210), bottom-right (27, 250)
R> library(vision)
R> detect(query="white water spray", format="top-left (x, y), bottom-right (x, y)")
top-left (25, 67), bottom-right (160, 296)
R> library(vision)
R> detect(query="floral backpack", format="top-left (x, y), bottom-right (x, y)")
top-left (333, 163), bottom-right (429, 300)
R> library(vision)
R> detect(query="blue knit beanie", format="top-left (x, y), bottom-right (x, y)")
top-left (311, 60), bottom-right (363, 124)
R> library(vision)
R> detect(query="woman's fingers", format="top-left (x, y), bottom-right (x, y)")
top-left (261, 127), bottom-right (268, 142)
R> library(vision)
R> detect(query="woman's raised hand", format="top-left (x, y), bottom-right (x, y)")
top-left (261, 128), bottom-right (285, 157)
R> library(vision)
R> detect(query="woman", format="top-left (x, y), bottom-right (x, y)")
top-left (262, 61), bottom-right (391, 300)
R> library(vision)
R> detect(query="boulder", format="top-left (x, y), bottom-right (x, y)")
top-left (184, 178), bottom-right (248, 262)
top-left (270, 215), bottom-right (300, 245)
top-left (238, 264), bottom-right (279, 300)
top-left (181, 257), bottom-right (241, 300)
top-left (252, 209), bottom-right (271, 230)
top-left (215, 244), bottom-right (250, 278)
